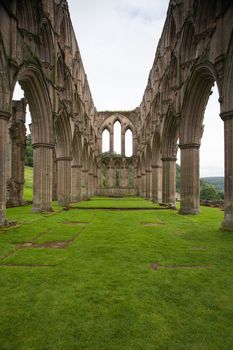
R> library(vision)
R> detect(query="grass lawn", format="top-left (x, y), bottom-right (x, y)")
top-left (23, 166), bottom-right (33, 202)
top-left (0, 197), bottom-right (233, 349)
top-left (74, 196), bottom-right (161, 208)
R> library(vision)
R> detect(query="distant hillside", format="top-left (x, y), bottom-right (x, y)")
top-left (176, 164), bottom-right (224, 199)
top-left (202, 177), bottom-right (224, 191)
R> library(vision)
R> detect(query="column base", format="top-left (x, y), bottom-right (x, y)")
top-left (159, 202), bottom-right (177, 210)
top-left (32, 206), bottom-right (53, 213)
top-left (221, 220), bottom-right (233, 231)
top-left (179, 207), bottom-right (200, 215)
top-left (0, 218), bottom-right (9, 227)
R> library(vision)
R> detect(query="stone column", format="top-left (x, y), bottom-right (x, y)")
top-left (88, 172), bottom-right (93, 197)
top-left (57, 156), bottom-right (72, 207)
top-left (71, 164), bottom-right (82, 203)
top-left (93, 175), bottom-right (98, 195)
top-left (7, 100), bottom-right (26, 206)
top-left (110, 132), bottom-right (114, 155)
top-left (146, 169), bottom-right (152, 199)
top-left (137, 175), bottom-right (142, 196)
top-left (162, 157), bottom-right (176, 207)
top-left (179, 144), bottom-right (200, 214)
top-left (81, 169), bottom-right (88, 200)
top-left (133, 136), bottom-right (137, 156)
top-left (141, 172), bottom-right (146, 198)
top-left (32, 143), bottom-right (53, 212)
top-left (121, 132), bottom-right (125, 157)
top-left (152, 165), bottom-right (162, 203)
top-left (0, 112), bottom-right (10, 225)
top-left (52, 149), bottom-right (58, 201)
top-left (221, 111), bottom-right (233, 230)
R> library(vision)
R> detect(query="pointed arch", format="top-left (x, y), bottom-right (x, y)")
top-left (162, 107), bottom-right (179, 158)
top-left (180, 63), bottom-right (220, 145)
top-left (54, 110), bottom-right (72, 158)
top-left (14, 64), bottom-right (53, 144)
top-left (125, 128), bottom-right (133, 157)
top-left (39, 18), bottom-right (54, 65)
top-left (113, 120), bottom-right (121, 155)
top-left (72, 130), bottom-right (82, 166)
top-left (102, 128), bottom-right (110, 154)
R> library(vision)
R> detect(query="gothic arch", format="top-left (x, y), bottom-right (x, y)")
top-left (179, 63), bottom-right (220, 145)
top-left (13, 64), bottom-right (53, 145)
top-left (162, 107), bottom-right (179, 158)
top-left (151, 132), bottom-right (161, 166)
top-left (39, 18), bottom-right (54, 66)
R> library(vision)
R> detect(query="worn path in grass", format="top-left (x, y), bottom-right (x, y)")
top-left (0, 197), bottom-right (233, 350)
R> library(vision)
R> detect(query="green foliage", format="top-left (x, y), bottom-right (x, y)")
top-left (25, 134), bottom-right (33, 167)
top-left (176, 164), bottom-right (224, 199)
top-left (1, 198), bottom-right (233, 349)
top-left (200, 179), bottom-right (224, 200)
top-left (102, 151), bottom-right (111, 158)
top-left (102, 151), bottom-right (121, 158)
top-left (202, 177), bottom-right (224, 191)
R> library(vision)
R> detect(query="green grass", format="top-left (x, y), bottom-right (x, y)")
top-left (74, 196), bottom-right (160, 208)
top-left (23, 166), bottom-right (33, 201)
top-left (0, 197), bottom-right (233, 350)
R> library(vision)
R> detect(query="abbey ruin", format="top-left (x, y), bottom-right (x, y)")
top-left (0, 0), bottom-right (233, 229)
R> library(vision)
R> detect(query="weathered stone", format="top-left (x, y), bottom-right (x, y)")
top-left (0, 0), bottom-right (232, 230)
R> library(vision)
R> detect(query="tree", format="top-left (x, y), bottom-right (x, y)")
top-left (25, 134), bottom-right (33, 167)
top-left (200, 179), bottom-right (223, 200)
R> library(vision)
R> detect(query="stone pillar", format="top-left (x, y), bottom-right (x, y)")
top-left (152, 165), bottom-right (162, 203)
top-left (121, 132), bottom-right (125, 157)
top-left (94, 175), bottom-right (98, 195)
top-left (146, 169), bottom-right (152, 199)
top-left (32, 143), bottom-right (53, 212)
top-left (110, 132), bottom-right (114, 155)
top-left (52, 149), bottom-right (58, 201)
top-left (88, 172), bottom-right (93, 197)
top-left (97, 168), bottom-right (102, 188)
top-left (71, 164), bottom-right (82, 203)
top-left (221, 111), bottom-right (233, 230)
top-left (81, 169), bottom-right (88, 200)
top-left (7, 99), bottom-right (26, 206)
top-left (162, 157), bottom-right (176, 207)
top-left (179, 144), bottom-right (200, 214)
top-left (57, 156), bottom-right (72, 207)
top-left (141, 172), bottom-right (146, 198)
top-left (137, 175), bottom-right (142, 196)
top-left (121, 167), bottom-right (128, 188)
top-left (133, 136), bottom-right (137, 156)
top-left (0, 112), bottom-right (10, 225)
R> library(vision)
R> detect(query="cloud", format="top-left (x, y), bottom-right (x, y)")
top-left (68, 0), bottom-right (169, 110)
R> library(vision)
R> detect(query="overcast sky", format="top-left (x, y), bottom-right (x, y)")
top-left (68, 0), bottom-right (223, 177)
top-left (14, 0), bottom-right (224, 177)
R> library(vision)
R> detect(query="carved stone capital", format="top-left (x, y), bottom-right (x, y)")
top-left (71, 164), bottom-right (82, 169)
top-left (179, 143), bottom-right (200, 150)
top-left (56, 156), bottom-right (73, 161)
top-left (0, 111), bottom-right (11, 121)
top-left (161, 157), bottom-right (177, 162)
top-left (32, 143), bottom-right (54, 149)
top-left (220, 110), bottom-right (233, 121)
top-left (151, 165), bottom-right (162, 169)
